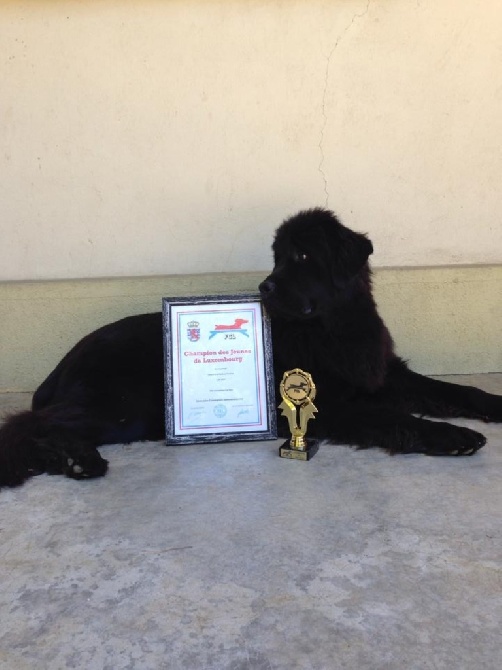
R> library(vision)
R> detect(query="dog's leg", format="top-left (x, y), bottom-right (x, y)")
top-left (315, 401), bottom-right (487, 456)
top-left (0, 408), bottom-right (108, 489)
top-left (36, 430), bottom-right (109, 480)
top-left (380, 358), bottom-right (502, 422)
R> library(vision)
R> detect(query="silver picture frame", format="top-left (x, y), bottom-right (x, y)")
top-left (163, 293), bottom-right (277, 445)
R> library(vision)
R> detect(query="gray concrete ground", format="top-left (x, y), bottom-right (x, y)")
top-left (0, 375), bottom-right (501, 670)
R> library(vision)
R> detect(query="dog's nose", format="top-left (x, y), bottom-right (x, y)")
top-left (259, 279), bottom-right (275, 296)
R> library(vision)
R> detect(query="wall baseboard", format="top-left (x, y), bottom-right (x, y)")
top-left (1, 265), bottom-right (500, 392)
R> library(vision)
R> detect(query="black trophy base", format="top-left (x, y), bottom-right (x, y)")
top-left (279, 438), bottom-right (319, 461)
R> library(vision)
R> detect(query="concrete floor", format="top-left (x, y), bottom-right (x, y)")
top-left (0, 375), bottom-right (501, 670)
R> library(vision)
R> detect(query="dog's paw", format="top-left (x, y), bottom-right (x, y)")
top-left (421, 422), bottom-right (486, 457)
top-left (62, 450), bottom-right (109, 480)
top-left (456, 387), bottom-right (502, 423)
top-left (477, 392), bottom-right (502, 423)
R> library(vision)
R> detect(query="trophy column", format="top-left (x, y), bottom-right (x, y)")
top-left (278, 368), bottom-right (319, 461)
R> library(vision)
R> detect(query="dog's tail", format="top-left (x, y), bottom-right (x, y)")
top-left (0, 405), bottom-right (107, 489)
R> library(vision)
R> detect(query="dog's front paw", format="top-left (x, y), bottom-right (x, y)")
top-left (477, 392), bottom-right (502, 423)
top-left (422, 422), bottom-right (486, 456)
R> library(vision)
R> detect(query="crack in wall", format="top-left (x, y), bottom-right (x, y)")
top-left (318, 0), bottom-right (371, 207)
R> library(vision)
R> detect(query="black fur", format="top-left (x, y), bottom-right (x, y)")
top-left (1, 208), bottom-right (501, 488)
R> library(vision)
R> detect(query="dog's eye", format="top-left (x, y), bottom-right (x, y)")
top-left (293, 251), bottom-right (308, 263)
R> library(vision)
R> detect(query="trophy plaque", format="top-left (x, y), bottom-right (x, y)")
top-left (279, 368), bottom-right (319, 461)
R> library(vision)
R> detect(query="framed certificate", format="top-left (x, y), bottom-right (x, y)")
top-left (163, 294), bottom-right (277, 444)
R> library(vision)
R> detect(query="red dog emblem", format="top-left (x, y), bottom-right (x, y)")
top-left (214, 318), bottom-right (249, 331)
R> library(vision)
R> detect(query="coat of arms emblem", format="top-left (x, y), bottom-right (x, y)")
top-left (187, 320), bottom-right (200, 342)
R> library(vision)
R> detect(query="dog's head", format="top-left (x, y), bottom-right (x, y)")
top-left (259, 208), bottom-right (373, 319)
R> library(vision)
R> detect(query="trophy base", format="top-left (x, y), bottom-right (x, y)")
top-left (279, 438), bottom-right (319, 461)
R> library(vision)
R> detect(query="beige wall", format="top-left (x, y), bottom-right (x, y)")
top-left (1, 0), bottom-right (501, 281)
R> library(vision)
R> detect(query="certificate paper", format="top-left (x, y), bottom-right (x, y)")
top-left (163, 295), bottom-right (277, 444)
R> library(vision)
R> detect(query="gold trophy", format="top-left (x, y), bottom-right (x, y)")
top-left (279, 368), bottom-right (319, 461)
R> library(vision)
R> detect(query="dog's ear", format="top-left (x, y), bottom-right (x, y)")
top-left (301, 208), bottom-right (373, 280)
top-left (333, 228), bottom-right (373, 280)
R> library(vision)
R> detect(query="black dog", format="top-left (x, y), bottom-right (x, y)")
top-left (260, 208), bottom-right (501, 451)
top-left (1, 208), bottom-right (501, 488)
